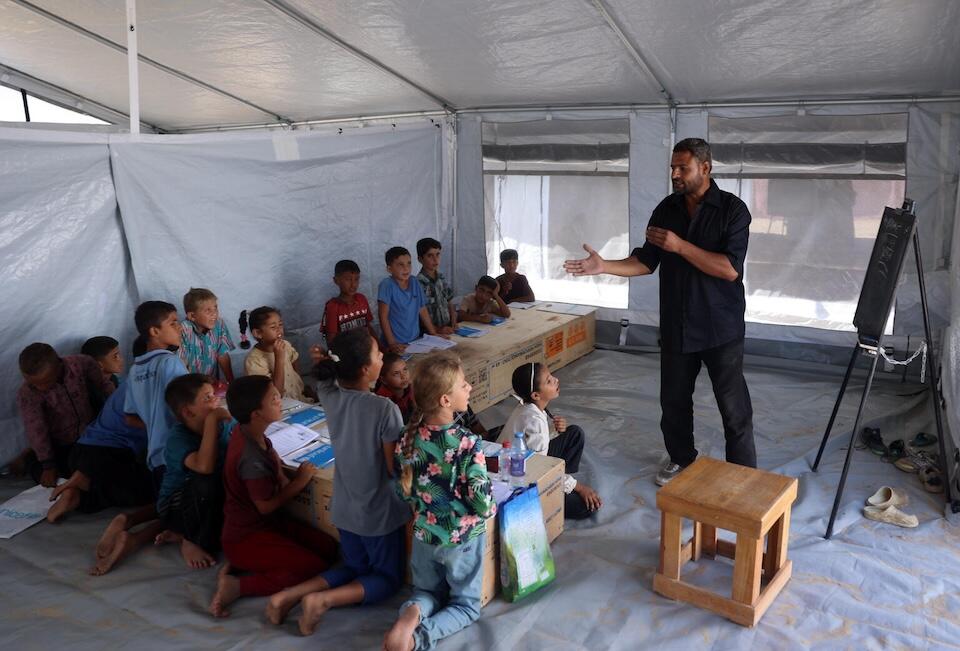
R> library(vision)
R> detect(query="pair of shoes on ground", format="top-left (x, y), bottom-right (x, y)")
top-left (858, 427), bottom-right (886, 455)
top-left (862, 487), bottom-right (918, 528)
top-left (893, 449), bottom-right (944, 493)
top-left (655, 461), bottom-right (684, 487)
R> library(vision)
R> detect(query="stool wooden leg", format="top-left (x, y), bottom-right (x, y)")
top-left (692, 521), bottom-right (703, 561)
top-left (701, 524), bottom-right (717, 558)
top-left (659, 512), bottom-right (682, 580)
top-left (731, 534), bottom-right (763, 605)
top-left (763, 505), bottom-right (791, 580)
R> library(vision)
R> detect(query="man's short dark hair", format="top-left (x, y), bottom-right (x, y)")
top-left (385, 246), bottom-right (410, 265)
top-left (165, 373), bottom-right (213, 420)
top-left (416, 238), bottom-right (442, 258)
top-left (334, 259), bottom-right (360, 275)
top-left (673, 138), bottom-right (712, 169)
top-left (81, 336), bottom-right (119, 360)
top-left (500, 249), bottom-right (519, 263)
top-left (19, 343), bottom-right (58, 376)
top-left (477, 275), bottom-right (497, 291)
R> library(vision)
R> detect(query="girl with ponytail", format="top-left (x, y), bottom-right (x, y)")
top-left (265, 329), bottom-right (410, 635)
top-left (384, 351), bottom-right (495, 651)
top-left (500, 362), bottom-right (603, 520)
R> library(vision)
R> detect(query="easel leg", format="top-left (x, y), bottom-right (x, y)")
top-left (913, 231), bottom-right (954, 505)
top-left (825, 351), bottom-right (881, 539)
top-left (813, 345), bottom-right (860, 471)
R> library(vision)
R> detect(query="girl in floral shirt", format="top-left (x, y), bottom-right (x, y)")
top-left (384, 352), bottom-right (495, 651)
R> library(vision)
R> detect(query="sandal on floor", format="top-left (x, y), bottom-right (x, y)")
top-left (895, 449), bottom-right (938, 473)
top-left (865, 486), bottom-right (908, 508)
top-left (882, 439), bottom-right (906, 463)
top-left (863, 505), bottom-right (918, 528)
top-left (910, 432), bottom-right (938, 448)
top-left (919, 466), bottom-right (945, 494)
top-left (859, 427), bottom-right (887, 455)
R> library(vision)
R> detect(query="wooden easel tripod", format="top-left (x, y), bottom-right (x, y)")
top-left (811, 199), bottom-right (955, 539)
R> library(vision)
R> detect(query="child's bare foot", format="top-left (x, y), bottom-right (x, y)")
top-left (95, 514), bottom-right (128, 560)
top-left (383, 605), bottom-right (419, 651)
top-left (89, 531), bottom-right (134, 576)
top-left (180, 539), bottom-right (214, 569)
top-left (298, 592), bottom-right (334, 636)
top-left (154, 529), bottom-right (182, 546)
top-left (209, 563), bottom-right (240, 618)
top-left (265, 588), bottom-right (299, 625)
top-left (46, 486), bottom-right (81, 523)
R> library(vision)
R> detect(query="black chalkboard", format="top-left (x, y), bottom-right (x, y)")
top-left (853, 205), bottom-right (917, 344)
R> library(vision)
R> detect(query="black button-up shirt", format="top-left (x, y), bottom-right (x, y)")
top-left (632, 179), bottom-right (750, 354)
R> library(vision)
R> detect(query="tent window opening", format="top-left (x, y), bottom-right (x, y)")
top-left (0, 84), bottom-right (108, 125)
top-left (710, 113), bottom-right (907, 333)
top-left (482, 119), bottom-right (629, 309)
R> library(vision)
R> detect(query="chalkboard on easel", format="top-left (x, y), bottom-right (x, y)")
top-left (852, 205), bottom-right (917, 344)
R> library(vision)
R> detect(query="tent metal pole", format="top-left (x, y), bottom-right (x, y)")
top-left (20, 89), bottom-right (30, 122)
top-left (167, 110), bottom-right (451, 133)
top-left (12, 0), bottom-right (289, 124)
top-left (260, 0), bottom-right (453, 111)
top-left (0, 64), bottom-right (158, 132)
top-left (125, 0), bottom-right (140, 136)
top-left (590, 0), bottom-right (673, 105)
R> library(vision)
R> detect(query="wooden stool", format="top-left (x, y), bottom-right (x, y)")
top-left (653, 457), bottom-right (798, 627)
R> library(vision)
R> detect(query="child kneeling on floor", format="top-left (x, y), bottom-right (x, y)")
top-left (210, 375), bottom-right (338, 617)
top-left (265, 329), bottom-right (411, 635)
top-left (154, 373), bottom-right (234, 569)
top-left (499, 362), bottom-right (602, 519)
top-left (384, 351), bottom-right (496, 651)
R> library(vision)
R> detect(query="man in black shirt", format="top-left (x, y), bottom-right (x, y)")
top-left (564, 138), bottom-right (756, 485)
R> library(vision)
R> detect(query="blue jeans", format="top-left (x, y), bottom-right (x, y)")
top-left (401, 535), bottom-right (485, 651)
top-left (320, 525), bottom-right (405, 604)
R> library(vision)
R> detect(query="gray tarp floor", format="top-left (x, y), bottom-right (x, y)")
top-left (1, 349), bottom-right (958, 650)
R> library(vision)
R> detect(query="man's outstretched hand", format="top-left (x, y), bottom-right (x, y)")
top-left (563, 244), bottom-right (604, 276)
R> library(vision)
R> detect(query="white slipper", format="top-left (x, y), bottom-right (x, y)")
top-left (865, 486), bottom-right (909, 509)
top-left (862, 505), bottom-right (918, 528)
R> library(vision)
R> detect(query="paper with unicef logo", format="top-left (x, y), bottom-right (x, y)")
top-left (0, 482), bottom-right (61, 539)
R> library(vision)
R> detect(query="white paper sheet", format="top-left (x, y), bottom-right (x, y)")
top-left (508, 301), bottom-right (543, 309)
top-left (405, 334), bottom-right (458, 354)
top-left (265, 422), bottom-right (319, 458)
top-left (536, 302), bottom-right (595, 316)
top-left (0, 483), bottom-right (59, 539)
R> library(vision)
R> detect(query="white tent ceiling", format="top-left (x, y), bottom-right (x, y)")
top-left (1, 0), bottom-right (958, 131)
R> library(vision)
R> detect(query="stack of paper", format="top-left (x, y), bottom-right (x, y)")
top-left (284, 406), bottom-right (326, 428)
top-left (489, 316), bottom-right (507, 325)
top-left (265, 422), bottom-right (320, 458)
top-left (286, 441), bottom-right (336, 469)
top-left (508, 301), bottom-right (542, 309)
top-left (455, 325), bottom-right (487, 338)
top-left (405, 334), bottom-right (458, 354)
top-left (536, 302), bottom-right (594, 316)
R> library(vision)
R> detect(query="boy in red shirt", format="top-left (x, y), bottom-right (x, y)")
top-left (321, 259), bottom-right (377, 346)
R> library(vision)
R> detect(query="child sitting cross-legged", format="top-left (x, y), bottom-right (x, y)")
top-left (498, 362), bottom-right (602, 520)
top-left (458, 275), bottom-right (511, 324)
top-left (375, 352), bottom-right (414, 423)
top-left (265, 330), bottom-right (411, 634)
top-left (244, 306), bottom-right (317, 403)
top-left (383, 351), bottom-right (496, 651)
top-left (154, 374), bottom-right (234, 569)
top-left (210, 375), bottom-right (338, 618)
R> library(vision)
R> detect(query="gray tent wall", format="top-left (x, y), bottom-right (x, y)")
top-left (0, 119), bottom-right (453, 466)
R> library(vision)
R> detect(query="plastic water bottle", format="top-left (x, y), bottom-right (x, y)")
top-left (498, 440), bottom-right (512, 483)
top-left (509, 432), bottom-right (527, 487)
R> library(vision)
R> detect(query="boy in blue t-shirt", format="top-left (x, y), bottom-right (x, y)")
top-left (377, 246), bottom-right (444, 354)
top-left (46, 381), bottom-right (154, 523)
top-left (155, 374), bottom-right (235, 569)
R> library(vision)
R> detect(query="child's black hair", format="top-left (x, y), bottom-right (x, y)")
top-left (165, 373), bottom-right (213, 421)
top-left (81, 336), bottom-right (119, 360)
top-left (385, 246), bottom-right (410, 265)
top-left (500, 249), bottom-right (519, 263)
top-left (226, 375), bottom-right (274, 425)
top-left (133, 300), bottom-right (178, 356)
top-left (334, 259), bottom-right (360, 275)
top-left (248, 306), bottom-right (279, 333)
top-left (316, 328), bottom-right (375, 384)
top-left (477, 275), bottom-right (498, 291)
top-left (511, 362), bottom-right (544, 404)
top-left (19, 343), bottom-right (58, 376)
top-left (416, 237), bottom-right (442, 258)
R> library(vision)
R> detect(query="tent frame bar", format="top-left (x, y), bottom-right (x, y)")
top-left (0, 63), bottom-right (158, 132)
top-left (11, 0), bottom-right (290, 123)
top-left (260, 0), bottom-right (453, 111)
top-left (590, 0), bottom-right (673, 104)
top-left (167, 110), bottom-right (451, 133)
